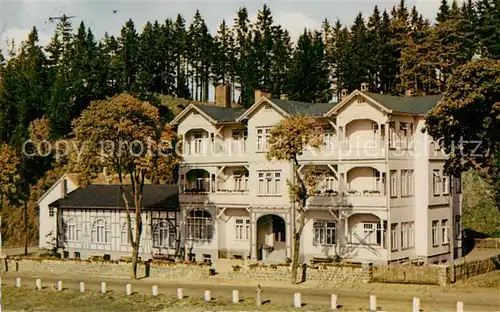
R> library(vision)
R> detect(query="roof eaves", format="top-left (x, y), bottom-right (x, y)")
top-left (170, 104), bottom-right (217, 125)
top-left (236, 97), bottom-right (290, 122)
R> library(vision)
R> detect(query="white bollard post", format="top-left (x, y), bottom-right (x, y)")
top-left (204, 290), bottom-right (211, 302)
top-left (57, 281), bottom-right (63, 291)
top-left (177, 288), bottom-right (183, 300)
top-left (101, 282), bottom-right (106, 294)
top-left (457, 301), bottom-right (464, 312)
top-left (35, 279), bottom-right (42, 290)
top-left (331, 294), bottom-right (338, 310)
top-left (294, 292), bottom-right (302, 308)
top-left (413, 297), bottom-right (420, 312)
top-left (369, 295), bottom-right (377, 311)
top-left (232, 290), bottom-right (239, 304)
top-left (79, 282), bottom-right (85, 292)
top-left (15, 277), bottom-right (21, 288)
top-left (126, 284), bottom-right (132, 295)
top-left (152, 285), bottom-right (158, 297)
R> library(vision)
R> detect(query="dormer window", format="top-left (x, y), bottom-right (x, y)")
top-left (192, 110), bottom-right (199, 115)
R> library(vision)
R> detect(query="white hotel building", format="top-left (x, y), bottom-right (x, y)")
top-left (171, 86), bottom-right (462, 265)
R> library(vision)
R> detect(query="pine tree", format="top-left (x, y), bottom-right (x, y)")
top-left (437, 0), bottom-right (451, 23)
top-left (211, 20), bottom-right (231, 86)
top-left (233, 7), bottom-right (253, 107)
top-left (269, 26), bottom-right (292, 97)
top-left (173, 14), bottom-right (190, 98)
top-left (476, 0), bottom-right (500, 59)
top-left (367, 6), bottom-right (383, 92)
top-left (390, 0), bottom-right (411, 95)
top-left (118, 19), bottom-right (140, 92)
top-left (287, 29), bottom-right (330, 103)
top-left (255, 4), bottom-right (274, 89)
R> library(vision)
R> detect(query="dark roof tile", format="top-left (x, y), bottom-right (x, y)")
top-left (50, 184), bottom-right (179, 210)
top-left (193, 104), bottom-right (246, 122)
top-left (363, 92), bottom-right (444, 115)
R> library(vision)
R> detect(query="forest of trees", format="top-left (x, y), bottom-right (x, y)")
top-left (0, 0), bottom-right (498, 246)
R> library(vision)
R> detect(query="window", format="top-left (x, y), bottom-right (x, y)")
top-left (193, 131), bottom-right (204, 154)
top-left (313, 221), bottom-right (336, 245)
top-left (234, 171), bottom-right (249, 191)
top-left (186, 210), bottom-right (212, 240)
top-left (400, 222), bottom-right (408, 249)
top-left (264, 104), bottom-right (272, 110)
top-left (120, 220), bottom-right (135, 245)
top-left (391, 223), bottom-right (398, 251)
top-left (389, 122), bottom-right (396, 149)
top-left (390, 170), bottom-right (398, 197)
top-left (257, 171), bottom-right (281, 196)
top-left (257, 128), bottom-right (271, 152)
top-left (441, 219), bottom-right (449, 244)
top-left (323, 128), bottom-right (335, 150)
top-left (399, 122), bottom-right (413, 149)
top-left (323, 173), bottom-right (337, 192)
top-left (232, 130), bottom-right (247, 153)
top-left (455, 216), bottom-right (461, 239)
top-left (432, 220), bottom-right (439, 246)
top-left (401, 170), bottom-right (408, 196)
top-left (362, 223), bottom-right (382, 245)
top-left (49, 207), bottom-right (55, 217)
top-left (372, 123), bottom-right (379, 146)
top-left (63, 218), bottom-right (80, 242)
top-left (235, 219), bottom-right (250, 241)
top-left (408, 170), bottom-right (414, 196)
top-left (433, 170), bottom-right (441, 196)
top-left (153, 221), bottom-right (176, 248)
top-left (408, 222), bottom-right (414, 248)
top-left (442, 175), bottom-right (449, 195)
top-left (91, 219), bottom-right (110, 243)
top-left (192, 110), bottom-right (199, 115)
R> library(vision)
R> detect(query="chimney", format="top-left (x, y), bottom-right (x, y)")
top-left (215, 84), bottom-right (231, 108)
top-left (405, 89), bottom-right (412, 97)
top-left (361, 83), bottom-right (368, 92)
top-left (61, 178), bottom-right (68, 198)
top-left (254, 88), bottom-right (271, 103)
top-left (340, 89), bottom-right (349, 101)
top-left (280, 94), bottom-right (289, 101)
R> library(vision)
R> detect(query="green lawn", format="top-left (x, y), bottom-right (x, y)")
top-left (1, 286), bottom-right (321, 312)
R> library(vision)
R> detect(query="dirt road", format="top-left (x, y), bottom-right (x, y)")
top-left (2, 272), bottom-right (499, 311)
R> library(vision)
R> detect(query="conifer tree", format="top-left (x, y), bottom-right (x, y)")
top-left (118, 19), bottom-right (140, 93)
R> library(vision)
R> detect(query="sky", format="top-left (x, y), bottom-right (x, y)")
top-left (1, 0), bottom-right (457, 52)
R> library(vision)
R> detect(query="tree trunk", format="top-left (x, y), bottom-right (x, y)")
top-left (131, 244), bottom-right (139, 279)
top-left (291, 210), bottom-right (305, 284)
top-left (24, 200), bottom-right (28, 255)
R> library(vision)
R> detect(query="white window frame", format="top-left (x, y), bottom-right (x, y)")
top-left (64, 218), bottom-right (80, 242)
top-left (49, 207), bottom-right (56, 217)
top-left (120, 219), bottom-right (135, 245)
top-left (186, 210), bottom-right (213, 241)
top-left (323, 129), bottom-right (335, 150)
top-left (235, 219), bottom-right (250, 241)
top-left (233, 171), bottom-right (249, 191)
top-left (313, 221), bottom-right (336, 246)
top-left (441, 219), bottom-right (449, 245)
top-left (389, 122), bottom-right (396, 149)
top-left (361, 223), bottom-right (381, 245)
top-left (408, 170), bottom-right (414, 196)
top-left (91, 218), bottom-right (110, 244)
top-left (442, 175), bottom-right (449, 195)
top-left (433, 170), bottom-right (441, 196)
top-left (193, 131), bottom-right (204, 155)
top-left (401, 222), bottom-right (408, 249)
top-left (401, 170), bottom-right (408, 197)
top-left (432, 220), bottom-right (439, 246)
top-left (257, 171), bottom-right (281, 196)
top-left (153, 220), bottom-right (176, 248)
top-left (390, 170), bottom-right (398, 197)
top-left (257, 127), bottom-right (271, 152)
top-left (408, 222), bottom-right (414, 248)
top-left (390, 223), bottom-right (398, 251)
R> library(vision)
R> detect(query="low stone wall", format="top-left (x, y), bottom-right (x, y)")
top-left (1, 258), bottom-right (212, 280)
top-left (229, 263), bottom-right (372, 284)
top-left (452, 255), bottom-right (500, 281)
top-left (372, 264), bottom-right (444, 285)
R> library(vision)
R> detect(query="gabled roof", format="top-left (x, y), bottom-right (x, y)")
top-left (363, 92), bottom-right (444, 115)
top-left (49, 184), bottom-right (179, 210)
top-left (193, 104), bottom-right (246, 123)
top-left (324, 90), bottom-right (444, 116)
top-left (237, 97), bottom-right (336, 121)
top-left (36, 173), bottom-right (80, 205)
top-left (170, 103), bottom-right (246, 125)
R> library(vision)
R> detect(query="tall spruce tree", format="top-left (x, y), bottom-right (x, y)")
top-left (118, 19), bottom-right (140, 92)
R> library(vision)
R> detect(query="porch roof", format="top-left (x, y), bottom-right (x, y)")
top-left (49, 184), bottom-right (179, 211)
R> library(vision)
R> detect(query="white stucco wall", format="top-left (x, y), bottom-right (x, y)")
top-left (38, 176), bottom-right (79, 250)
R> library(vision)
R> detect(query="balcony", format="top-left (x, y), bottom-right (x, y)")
top-left (180, 189), bottom-right (251, 206)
